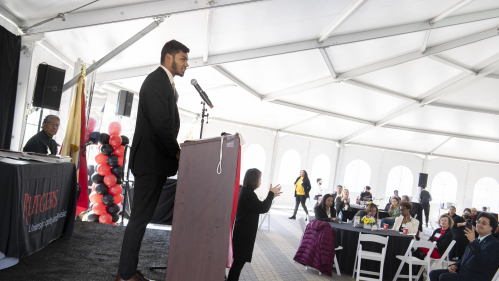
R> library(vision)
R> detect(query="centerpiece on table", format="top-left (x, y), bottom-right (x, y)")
top-left (362, 216), bottom-right (376, 229)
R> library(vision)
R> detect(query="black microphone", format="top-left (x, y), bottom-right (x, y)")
top-left (191, 79), bottom-right (214, 108)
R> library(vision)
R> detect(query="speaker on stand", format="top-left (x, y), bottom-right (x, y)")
top-left (418, 173), bottom-right (428, 187)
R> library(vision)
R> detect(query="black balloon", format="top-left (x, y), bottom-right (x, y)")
top-left (99, 133), bottom-right (110, 145)
top-left (107, 155), bottom-right (119, 166)
top-left (91, 172), bottom-right (104, 184)
top-left (100, 144), bottom-right (113, 156)
top-left (120, 135), bottom-right (129, 146)
top-left (95, 183), bottom-right (108, 195)
top-left (87, 213), bottom-right (99, 222)
top-left (107, 204), bottom-right (120, 215)
top-left (112, 214), bottom-right (120, 223)
top-left (89, 203), bottom-right (94, 210)
top-left (116, 178), bottom-right (123, 184)
top-left (102, 193), bottom-right (115, 206)
top-left (111, 166), bottom-right (123, 178)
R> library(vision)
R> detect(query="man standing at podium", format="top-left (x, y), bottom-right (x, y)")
top-left (116, 40), bottom-right (189, 281)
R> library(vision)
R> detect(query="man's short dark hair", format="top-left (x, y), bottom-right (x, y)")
top-left (477, 212), bottom-right (498, 234)
top-left (43, 115), bottom-right (60, 124)
top-left (243, 168), bottom-right (261, 190)
top-left (365, 186), bottom-right (371, 190)
top-left (317, 178), bottom-right (321, 183)
top-left (160, 40), bottom-right (190, 63)
top-left (464, 208), bottom-right (471, 213)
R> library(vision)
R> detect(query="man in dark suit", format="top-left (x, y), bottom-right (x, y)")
top-left (418, 185), bottom-right (432, 227)
top-left (116, 40), bottom-right (189, 281)
top-left (23, 115), bottom-right (59, 155)
top-left (429, 212), bottom-right (499, 281)
top-left (360, 186), bottom-right (372, 201)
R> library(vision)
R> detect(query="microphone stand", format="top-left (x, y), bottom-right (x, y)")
top-left (199, 101), bottom-right (209, 139)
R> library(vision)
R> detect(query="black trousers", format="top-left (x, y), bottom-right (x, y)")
top-left (429, 269), bottom-right (470, 281)
top-left (422, 202), bottom-right (430, 224)
top-left (227, 259), bottom-right (245, 281)
top-left (118, 172), bottom-right (167, 279)
top-left (292, 195), bottom-right (308, 216)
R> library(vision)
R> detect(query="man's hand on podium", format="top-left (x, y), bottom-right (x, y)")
top-left (269, 184), bottom-right (282, 198)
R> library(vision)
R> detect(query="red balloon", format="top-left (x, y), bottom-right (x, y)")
top-left (87, 117), bottom-right (96, 134)
top-left (109, 135), bottom-right (122, 147)
top-left (89, 192), bottom-right (103, 204)
top-left (113, 194), bottom-right (123, 204)
top-left (91, 183), bottom-right (96, 192)
top-left (118, 157), bottom-right (124, 166)
top-left (95, 153), bottom-right (108, 165)
top-left (108, 184), bottom-right (123, 196)
top-left (104, 174), bottom-right (117, 186)
top-left (109, 122), bottom-right (122, 136)
top-left (110, 222), bottom-right (117, 225)
top-left (99, 212), bottom-right (112, 224)
top-left (96, 164), bottom-right (111, 176)
top-left (113, 145), bottom-right (125, 157)
top-left (92, 202), bottom-right (107, 215)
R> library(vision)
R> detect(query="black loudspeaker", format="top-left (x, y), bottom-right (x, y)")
top-left (418, 173), bottom-right (428, 187)
top-left (116, 90), bottom-right (134, 117)
top-left (32, 64), bottom-right (66, 111)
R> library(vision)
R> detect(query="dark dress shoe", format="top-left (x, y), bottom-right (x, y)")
top-left (115, 274), bottom-right (138, 281)
top-left (289, 216), bottom-right (296, 219)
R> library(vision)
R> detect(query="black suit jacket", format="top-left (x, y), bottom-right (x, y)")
top-left (129, 67), bottom-right (180, 177)
top-left (429, 228), bottom-right (453, 256)
top-left (23, 130), bottom-right (58, 155)
top-left (232, 187), bottom-right (273, 262)
top-left (453, 234), bottom-right (499, 281)
top-left (294, 176), bottom-right (311, 199)
top-left (314, 205), bottom-right (336, 222)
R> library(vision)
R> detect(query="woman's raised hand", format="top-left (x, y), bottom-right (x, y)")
top-left (269, 184), bottom-right (282, 198)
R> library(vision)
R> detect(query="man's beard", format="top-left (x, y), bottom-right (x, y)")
top-left (172, 60), bottom-right (178, 75)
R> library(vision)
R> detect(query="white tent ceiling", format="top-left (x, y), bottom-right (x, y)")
top-left (3, 0), bottom-right (499, 164)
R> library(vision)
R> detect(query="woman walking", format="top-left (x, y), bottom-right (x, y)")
top-left (289, 170), bottom-right (311, 220)
top-left (228, 168), bottom-right (282, 281)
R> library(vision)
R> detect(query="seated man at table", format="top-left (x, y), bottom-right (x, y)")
top-left (380, 197), bottom-right (401, 229)
top-left (332, 185), bottom-right (342, 203)
top-left (314, 194), bottom-right (340, 223)
top-left (469, 207), bottom-right (478, 224)
top-left (359, 186), bottom-right (372, 201)
top-left (390, 190), bottom-right (401, 202)
top-left (413, 214), bottom-right (454, 260)
top-left (401, 195), bottom-right (410, 202)
top-left (392, 201), bottom-right (419, 234)
top-left (23, 115), bottom-right (60, 155)
top-left (429, 212), bottom-right (499, 281)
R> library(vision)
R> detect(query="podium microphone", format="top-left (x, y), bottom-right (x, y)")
top-left (191, 79), bottom-right (214, 108)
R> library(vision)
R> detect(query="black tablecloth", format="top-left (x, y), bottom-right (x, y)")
top-left (330, 222), bottom-right (420, 280)
top-left (410, 202), bottom-right (423, 231)
top-left (0, 158), bottom-right (77, 259)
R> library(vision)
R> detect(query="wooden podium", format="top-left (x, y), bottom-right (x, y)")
top-left (165, 135), bottom-right (241, 281)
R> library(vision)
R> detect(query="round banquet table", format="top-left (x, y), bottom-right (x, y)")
top-left (329, 222), bottom-right (420, 280)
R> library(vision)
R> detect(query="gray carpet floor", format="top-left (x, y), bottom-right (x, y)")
top-left (0, 220), bottom-right (171, 281)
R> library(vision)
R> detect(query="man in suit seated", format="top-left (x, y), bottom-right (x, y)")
top-left (359, 186), bottom-right (372, 201)
top-left (429, 212), bottom-right (499, 281)
top-left (23, 115), bottom-right (60, 155)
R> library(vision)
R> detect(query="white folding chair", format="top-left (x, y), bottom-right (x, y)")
top-left (258, 200), bottom-right (274, 231)
top-left (392, 240), bottom-right (436, 281)
top-left (352, 233), bottom-right (389, 281)
top-left (492, 268), bottom-right (499, 281)
top-left (333, 246), bottom-right (343, 276)
top-left (431, 240), bottom-right (456, 269)
top-left (297, 217), bottom-right (307, 243)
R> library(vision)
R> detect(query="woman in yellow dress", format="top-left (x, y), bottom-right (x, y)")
top-left (289, 170), bottom-right (311, 220)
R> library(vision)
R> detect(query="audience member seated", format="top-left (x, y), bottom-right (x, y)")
top-left (450, 208), bottom-right (472, 259)
top-left (390, 190), bottom-right (401, 202)
top-left (392, 201), bottom-right (420, 234)
top-left (335, 189), bottom-right (351, 216)
top-left (313, 178), bottom-right (323, 201)
top-left (314, 194), bottom-right (340, 223)
top-left (469, 207), bottom-right (478, 224)
top-left (429, 212), bottom-right (499, 281)
top-left (380, 197), bottom-right (401, 229)
top-left (413, 214), bottom-right (454, 260)
top-left (354, 203), bottom-right (378, 222)
top-left (23, 115), bottom-right (60, 155)
top-left (401, 195), bottom-right (410, 202)
top-left (359, 186), bottom-right (372, 201)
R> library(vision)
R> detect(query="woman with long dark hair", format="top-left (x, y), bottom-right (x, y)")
top-left (228, 168), bottom-right (282, 281)
top-left (289, 170), bottom-right (311, 220)
top-left (314, 194), bottom-right (340, 222)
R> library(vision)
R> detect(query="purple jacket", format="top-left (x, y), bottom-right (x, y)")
top-left (293, 220), bottom-right (336, 276)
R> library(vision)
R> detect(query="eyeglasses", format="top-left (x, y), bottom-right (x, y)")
top-left (476, 220), bottom-right (490, 226)
top-left (47, 122), bottom-right (60, 128)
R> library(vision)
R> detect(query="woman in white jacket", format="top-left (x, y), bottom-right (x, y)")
top-left (392, 201), bottom-right (420, 234)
